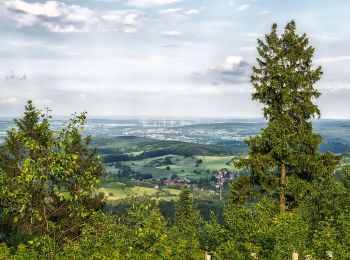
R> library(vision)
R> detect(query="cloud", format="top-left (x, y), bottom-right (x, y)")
top-left (119, 0), bottom-right (180, 8)
top-left (8, 39), bottom-right (64, 49)
top-left (315, 56), bottom-right (350, 63)
top-left (309, 34), bottom-right (340, 42)
top-left (161, 43), bottom-right (181, 48)
top-left (92, 0), bottom-right (119, 2)
top-left (5, 0), bottom-right (144, 33)
top-left (7, 39), bottom-right (70, 54)
top-left (0, 97), bottom-right (19, 105)
top-left (193, 56), bottom-right (251, 85)
top-left (162, 30), bottom-right (181, 37)
top-left (158, 8), bottom-right (182, 14)
top-left (237, 4), bottom-right (250, 11)
top-left (78, 93), bottom-right (87, 101)
top-left (185, 9), bottom-right (200, 15)
top-left (4, 70), bottom-right (27, 81)
top-left (243, 32), bottom-right (264, 37)
top-left (5, 0), bottom-right (97, 32)
top-left (101, 10), bottom-right (144, 33)
top-left (259, 10), bottom-right (270, 15)
top-left (239, 46), bottom-right (255, 51)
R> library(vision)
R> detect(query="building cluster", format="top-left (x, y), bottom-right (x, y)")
top-left (163, 178), bottom-right (191, 187)
top-left (160, 170), bottom-right (238, 191)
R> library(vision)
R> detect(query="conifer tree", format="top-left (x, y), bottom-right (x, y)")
top-left (236, 21), bottom-right (340, 213)
top-left (170, 187), bottom-right (203, 257)
top-left (174, 187), bottom-right (201, 228)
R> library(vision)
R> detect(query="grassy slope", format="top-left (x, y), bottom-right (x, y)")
top-left (105, 154), bottom-right (236, 180)
top-left (100, 182), bottom-right (181, 201)
top-left (98, 136), bottom-right (237, 201)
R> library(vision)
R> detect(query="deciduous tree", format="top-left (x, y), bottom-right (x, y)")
top-left (0, 101), bottom-right (104, 244)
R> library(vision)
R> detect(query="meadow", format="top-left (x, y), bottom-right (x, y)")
top-left (99, 182), bottom-right (181, 201)
top-left (105, 154), bottom-right (236, 179)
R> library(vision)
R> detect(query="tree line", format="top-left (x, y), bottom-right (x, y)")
top-left (1, 21), bottom-right (350, 259)
top-left (101, 144), bottom-right (232, 163)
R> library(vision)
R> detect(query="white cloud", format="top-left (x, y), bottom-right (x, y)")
top-left (0, 97), bottom-right (19, 105)
top-left (318, 81), bottom-right (350, 92)
top-left (309, 34), bottom-right (340, 42)
top-left (161, 43), bottom-right (180, 48)
top-left (8, 39), bottom-right (79, 56)
top-left (5, 0), bottom-right (145, 33)
top-left (119, 0), bottom-right (180, 8)
top-left (101, 10), bottom-right (144, 33)
top-left (243, 32), bottom-right (264, 37)
top-left (158, 8), bottom-right (182, 14)
top-left (185, 9), bottom-right (200, 15)
top-left (162, 30), bottom-right (181, 37)
top-left (8, 39), bottom-right (66, 51)
top-left (223, 56), bottom-right (244, 69)
top-left (239, 46), bottom-right (255, 52)
top-left (5, 0), bottom-right (97, 32)
top-left (259, 10), bottom-right (270, 15)
top-left (237, 4), bottom-right (250, 11)
top-left (315, 56), bottom-right (350, 63)
top-left (78, 93), bottom-right (87, 101)
top-left (43, 23), bottom-right (83, 33)
top-left (6, 0), bottom-right (65, 17)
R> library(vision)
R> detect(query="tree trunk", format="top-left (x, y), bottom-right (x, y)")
top-left (280, 160), bottom-right (286, 214)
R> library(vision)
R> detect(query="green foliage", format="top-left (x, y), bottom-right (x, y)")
top-left (175, 187), bottom-right (202, 229)
top-left (219, 21), bottom-right (345, 259)
top-left (65, 197), bottom-right (168, 258)
top-left (202, 212), bottom-right (227, 254)
top-left (161, 187), bottom-right (204, 259)
top-left (0, 100), bottom-right (105, 244)
top-left (216, 197), bottom-right (275, 258)
top-left (235, 20), bottom-right (340, 213)
top-left (269, 212), bottom-right (311, 258)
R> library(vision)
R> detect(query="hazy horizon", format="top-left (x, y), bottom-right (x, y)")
top-left (1, 115), bottom-right (350, 121)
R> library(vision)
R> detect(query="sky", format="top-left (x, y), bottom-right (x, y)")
top-left (1, 0), bottom-right (350, 118)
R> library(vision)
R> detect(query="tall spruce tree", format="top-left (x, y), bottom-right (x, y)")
top-left (236, 21), bottom-right (340, 213)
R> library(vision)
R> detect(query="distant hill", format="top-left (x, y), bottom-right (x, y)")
top-left (90, 136), bottom-right (239, 163)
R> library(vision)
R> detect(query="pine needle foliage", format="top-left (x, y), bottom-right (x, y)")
top-left (235, 21), bottom-right (340, 213)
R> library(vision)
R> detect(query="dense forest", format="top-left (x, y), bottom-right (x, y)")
top-left (1, 21), bottom-right (350, 259)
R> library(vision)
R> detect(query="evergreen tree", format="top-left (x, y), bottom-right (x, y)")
top-left (170, 187), bottom-right (203, 258)
top-left (235, 20), bottom-right (340, 213)
top-left (174, 187), bottom-right (201, 228)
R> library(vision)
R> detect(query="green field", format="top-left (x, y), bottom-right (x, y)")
top-left (100, 182), bottom-right (181, 201)
top-left (105, 154), bottom-right (237, 180)
top-left (98, 137), bottom-right (238, 200)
